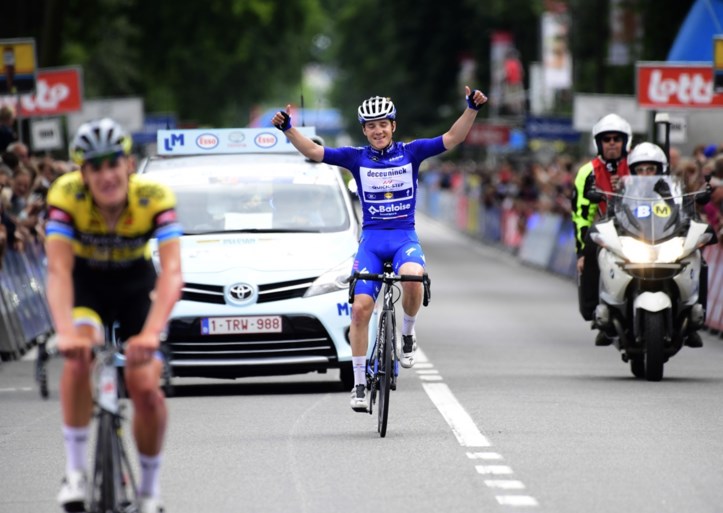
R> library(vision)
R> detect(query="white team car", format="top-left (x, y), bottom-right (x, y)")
top-left (139, 127), bottom-right (358, 388)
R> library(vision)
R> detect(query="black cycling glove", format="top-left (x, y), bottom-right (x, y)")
top-left (695, 181), bottom-right (713, 205)
top-left (274, 111), bottom-right (292, 132)
top-left (653, 178), bottom-right (672, 198)
top-left (466, 90), bottom-right (483, 110)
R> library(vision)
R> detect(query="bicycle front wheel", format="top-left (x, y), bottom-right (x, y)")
top-left (90, 412), bottom-right (117, 513)
top-left (377, 310), bottom-right (394, 437)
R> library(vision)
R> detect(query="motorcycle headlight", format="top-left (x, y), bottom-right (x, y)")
top-left (620, 237), bottom-right (656, 263)
top-left (655, 237), bottom-right (685, 263)
top-left (619, 237), bottom-right (684, 264)
top-left (304, 257), bottom-right (353, 298)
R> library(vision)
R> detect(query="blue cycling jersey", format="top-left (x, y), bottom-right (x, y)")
top-left (322, 136), bottom-right (446, 230)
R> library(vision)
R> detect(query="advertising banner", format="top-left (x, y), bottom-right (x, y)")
top-left (0, 66), bottom-right (83, 117)
top-left (541, 8), bottom-right (572, 90)
top-left (0, 38), bottom-right (37, 95)
top-left (465, 123), bottom-right (511, 147)
top-left (636, 62), bottom-right (723, 109)
top-left (66, 97), bottom-right (144, 136)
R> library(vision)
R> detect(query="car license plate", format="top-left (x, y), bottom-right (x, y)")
top-left (201, 316), bottom-right (282, 335)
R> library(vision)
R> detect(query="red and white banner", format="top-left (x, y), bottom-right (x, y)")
top-left (637, 62), bottom-right (723, 109)
top-left (0, 66), bottom-right (83, 117)
top-left (465, 123), bottom-right (511, 147)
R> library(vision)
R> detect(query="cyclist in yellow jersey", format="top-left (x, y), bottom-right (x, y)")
top-left (46, 118), bottom-right (183, 513)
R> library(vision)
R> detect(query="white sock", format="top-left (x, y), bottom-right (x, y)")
top-left (352, 356), bottom-right (366, 386)
top-left (402, 314), bottom-right (417, 337)
top-left (138, 453), bottom-right (162, 498)
top-left (62, 425), bottom-right (89, 475)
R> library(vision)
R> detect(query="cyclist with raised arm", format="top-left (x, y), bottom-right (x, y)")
top-left (571, 113), bottom-right (632, 345)
top-left (272, 87), bottom-right (488, 412)
top-left (46, 118), bottom-right (183, 513)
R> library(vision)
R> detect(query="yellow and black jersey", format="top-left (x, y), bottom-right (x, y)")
top-left (46, 171), bottom-right (182, 269)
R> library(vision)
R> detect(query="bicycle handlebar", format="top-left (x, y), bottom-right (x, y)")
top-left (346, 271), bottom-right (431, 307)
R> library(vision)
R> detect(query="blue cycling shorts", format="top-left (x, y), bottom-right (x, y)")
top-left (352, 229), bottom-right (426, 300)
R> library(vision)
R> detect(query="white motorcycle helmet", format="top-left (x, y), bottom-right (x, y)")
top-left (627, 142), bottom-right (668, 175)
top-left (357, 96), bottom-right (397, 124)
top-left (592, 113), bottom-right (632, 157)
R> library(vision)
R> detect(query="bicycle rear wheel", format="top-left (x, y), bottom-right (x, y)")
top-left (377, 310), bottom-right (393, 437)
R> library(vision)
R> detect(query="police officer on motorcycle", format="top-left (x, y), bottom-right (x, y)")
top-left (571, 114), bottom-right (632, 345)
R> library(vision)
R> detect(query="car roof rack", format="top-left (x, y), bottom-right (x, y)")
top-left (156, 127), bottom-right (317, 156)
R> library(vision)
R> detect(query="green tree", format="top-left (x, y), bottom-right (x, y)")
top-left (125, 0), bottom-right (324, 125)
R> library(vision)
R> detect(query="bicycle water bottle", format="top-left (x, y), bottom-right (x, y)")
top-left (366, 299), bottom-right (382, 360)
top-left (97, 355), bottom-right (120, 414)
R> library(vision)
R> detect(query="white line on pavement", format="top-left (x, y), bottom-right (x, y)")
top-left (496, 495), bottom-right (539, 506)
top-left (476, 465), bottom-right (514, 475)
top-left (484, 480), bottom-right (526, 490)
top-left (422, 382), bottom-right (491, 447)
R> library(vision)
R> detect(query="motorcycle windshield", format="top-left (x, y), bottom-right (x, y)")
top-left (612, 175), bottom-right (690, 243)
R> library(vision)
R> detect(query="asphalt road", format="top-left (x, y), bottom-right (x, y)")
top-left (2, 215), bottom-right (723, 513)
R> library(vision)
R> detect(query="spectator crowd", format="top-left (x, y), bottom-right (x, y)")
top-left (2, 99), bottom-right (723, 272)
top-left (421, 140), bottom-right (723, 247)
top-left (0, 105), bottom-right (76, 267)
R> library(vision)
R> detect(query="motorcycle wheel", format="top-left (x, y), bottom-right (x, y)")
top-left (643, 311), bottom-right (665, 382)
top-left (630, 358), bottom-right (645, 379)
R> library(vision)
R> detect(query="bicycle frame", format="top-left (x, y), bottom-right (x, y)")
top-left (348, 262), bottom-right (431, 437)
top-left (88, 329), bottom-right (138, 513)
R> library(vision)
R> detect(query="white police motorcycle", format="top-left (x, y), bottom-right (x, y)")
top-left (588, 164), bottom-right (715, 381)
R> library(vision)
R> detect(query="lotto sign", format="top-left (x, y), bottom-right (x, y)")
top-left (20, 67), bottom-right (82, 116)
top-left (0, 66), bottom-right (83, 117)
top-left (636, 62), bottom-right (723, 109)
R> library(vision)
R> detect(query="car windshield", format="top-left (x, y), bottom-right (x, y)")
top-left (144, 157), bottom-right (351, 234)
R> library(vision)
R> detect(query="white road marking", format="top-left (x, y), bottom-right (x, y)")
top-left (415, 350), bottom-right (538, 507)
top-left (413, 362), bottom-right (435, 369)
top-left (419, 375), bottom-right (444, 381)
top-left (496, 496), bottom-right (539, 506)
top-left (484, 480), bottom-right (526, 490)
top-left (0, 387), bottom-right (33, 393)
top-left (476, 465), bottom-right (514, 475)
top-left (466, 451), bottom-right (503, 460)
top-left (422, 382), bottom-right (491, 447)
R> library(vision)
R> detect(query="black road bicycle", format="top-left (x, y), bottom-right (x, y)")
top-left (37, 326), bottom-right (139, 512)
top-left (348, 262), bottom-right (430, 437)
top-left (88, 338), bottom-right (138, 513)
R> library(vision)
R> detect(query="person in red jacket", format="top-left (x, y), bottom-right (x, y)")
top-left (571, 113), bottom-right (632, 344)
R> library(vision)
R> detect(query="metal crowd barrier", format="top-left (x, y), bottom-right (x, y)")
top-left (0, 241), bottom-right (54, 361)
top-left (420, 184), bottom-right (722, 332)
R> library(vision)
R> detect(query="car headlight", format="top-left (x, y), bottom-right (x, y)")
top-left (304, 257), bottom-right (353, 298)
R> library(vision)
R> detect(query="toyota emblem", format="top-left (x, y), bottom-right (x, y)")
top-left (227, 282), bottom-right (256, 305)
